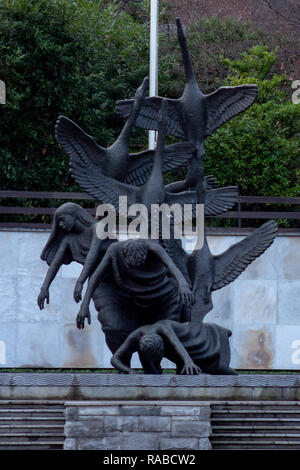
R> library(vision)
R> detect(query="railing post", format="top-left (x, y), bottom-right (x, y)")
top-left (238, 199), bottom-right (241, 228)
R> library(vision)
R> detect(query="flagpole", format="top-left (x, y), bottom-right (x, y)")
top-left (148, 0), bottom-right (159, 149)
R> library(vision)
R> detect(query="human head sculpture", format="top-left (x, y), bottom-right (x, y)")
top-left (122, 238), bottom-right (148, 269)
top-left (41, 203), bottom-right (94, 265)
top-left (54, 202), bottom-right (93, 232)
top-left (138, 332), bottom-right (164, 374)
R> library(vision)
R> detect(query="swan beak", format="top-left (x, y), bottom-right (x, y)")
top-left (141, 76), bottom-right (149, 93)
top-left (176, 18), bottom-right (185, 41)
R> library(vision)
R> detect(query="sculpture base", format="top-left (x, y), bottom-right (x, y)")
top-left (64, 400), bottom-right (212, 450)
top-left (1, 373), bottom-right (300, 450)
top-left (0, 373), bottom-right (300, 401)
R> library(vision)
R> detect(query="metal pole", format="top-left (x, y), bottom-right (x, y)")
top-left (148, 0), bottom-right (159, 149)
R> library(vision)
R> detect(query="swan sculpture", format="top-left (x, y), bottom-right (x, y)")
top-left (116, 19), bottom-right (258, 191)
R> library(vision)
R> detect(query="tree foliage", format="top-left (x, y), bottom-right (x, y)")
top-left (0, 0), bottom-right (298, 214)
top-left (204, 46), bottom-right (299, 199)
top-left (0, 0), bottom-right (149, 191)
top-left (159, 19), bottom-right (299, 210)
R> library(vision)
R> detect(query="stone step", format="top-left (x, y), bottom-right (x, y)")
top-left (212, 410), bottom-right (300, 419)
top-left (212, 442), bottom-right (300, 450)
top-left (0, 417), bottom-right (65, 426)
top-left (213, 426), bottom-right (300, 433)
top-left (212, 410), bottom-right (300, 415)
top-left (212, 433), bottom-right (300, 441)
top-left (0, 442), bottom-right (64, 450)
top-left (0, 401), bottom-right (64, 409)
top-left (0, 401), bottom-right (65, 450)
top-left (0, 409), bottom-right (64, 418)
top-left (0, 424), bottom-right (64, 434)
top-left (210, 402), bottom-right (300, 450)
top-left (212, 419), bottom-right (300, 427)
top-left (0, 433), bottom-right (64, 443)
top-left (212, 403), bottom-right (300, 411)
top-left (212, 417), bottom-right (300, 423)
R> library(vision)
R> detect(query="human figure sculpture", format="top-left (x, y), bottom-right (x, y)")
top-left (110, 215), bottom-right (277, 375)
top-left (75, 237), bottom-right (194, 332)
top-left (108, 170), bottom-right (277, 375)
top-left (37, 203), bottom-right (95, 310)
top-left (37, 202), bottom-right (190, 361)
top-left (38, 17), bottom-right (278, 375)
top-left (70, 99), bottom-right (239, 349)
top-left (111, 321), bottom-right (202, 375)
top-left (75, 236), bottom-right (196, 360)
top-left (37, 203), bottom-right (117, 310)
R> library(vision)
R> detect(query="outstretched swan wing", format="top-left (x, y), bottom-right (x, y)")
top-left (212, 220), bottom-right (278, 291)
top-left (56, 116), bottom-right (107, 166)
top-left (125, 142), bottom-right (195, 186)
top-left (116, 96), bottom-right (184, 139)
top-left (166, 186), bottom-right (238, 219)
top-left (204, 85), bottom-right (258, 137)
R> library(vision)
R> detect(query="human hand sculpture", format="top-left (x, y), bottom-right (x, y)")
top-left (178, 282), bottom-right (194, 307)
top-left (181, 359), bottom-right (202, 375)
top-left (73, 280), bottom-right (83, 303)
top-left (37, 286), bottom-right (50, 310)
top-left (76, 305), bottom-right (91, 329)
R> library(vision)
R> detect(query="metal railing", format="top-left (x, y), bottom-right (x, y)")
top-left (0, 190), bottom-right (299, 232)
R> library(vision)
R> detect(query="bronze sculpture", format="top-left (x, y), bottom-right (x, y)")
top-left (56, 77), bottom-right (201, 188)
top-left (37, 203), bottom-right (95, 310)
top-left (69, 98), bottom-right (239, 221)
top-left (39, 18), bottom-right (277, 375)
top-left (110, 175), bottom-right (277, 375)
top-left (76, 238), bottom-right (194, 350)
top-left (116, 18), bottom-right (258, 192)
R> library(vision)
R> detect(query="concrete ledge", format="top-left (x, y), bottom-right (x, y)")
top-left (1, 226), bottom-right (298, 236)
top-left (1, 373), bottom-right (300, 401)
top-left (1, 372), bottom-right (300, 387)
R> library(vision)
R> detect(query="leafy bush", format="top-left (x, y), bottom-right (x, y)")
top-left (0, 0), bottom-right (149, 192)
top-left (204, 46), bottom-right (299, 199)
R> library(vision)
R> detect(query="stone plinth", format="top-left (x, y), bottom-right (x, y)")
top-left (1, 373), bottom-right (300, 401)
top-left (64, 401), bottom-right (212, 451)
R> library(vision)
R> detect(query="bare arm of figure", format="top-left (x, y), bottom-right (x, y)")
top-left (76, 245), bottom-right (115, 329)
top-left (111, 330), bottom-right (143, 374)
top-left (74, 226), bottom-right (103, 303)
top-left (37, 239), bottom-right (69, 310)
top-left (157, 321), bottom-right (202, 375)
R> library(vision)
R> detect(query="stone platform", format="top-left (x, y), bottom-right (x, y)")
top-left (1, 374), bottom-right (300, 450)
top-left (0, 373), bottom-right (300, 401)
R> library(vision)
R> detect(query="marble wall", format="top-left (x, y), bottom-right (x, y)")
top-left (0, 229), bottom-right (299, 370)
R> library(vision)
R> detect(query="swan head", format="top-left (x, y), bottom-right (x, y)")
top-left (135, 76), bottom-right (149, 101)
